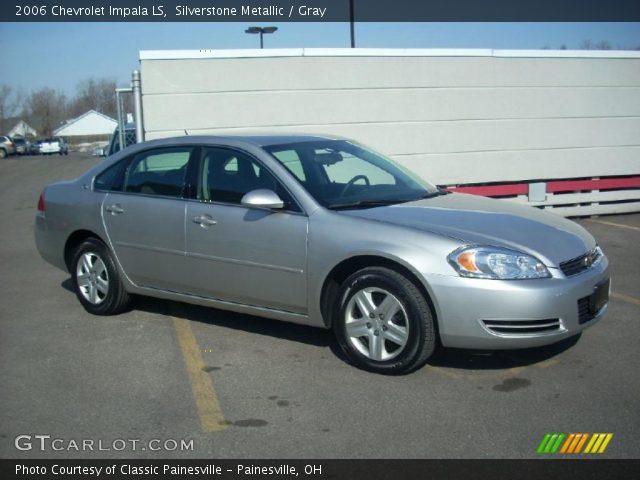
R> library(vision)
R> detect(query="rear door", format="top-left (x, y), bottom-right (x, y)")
top-left (183, 146), bottom-right (308, 313)
top-left (100, 146), bottom-right (195, 292)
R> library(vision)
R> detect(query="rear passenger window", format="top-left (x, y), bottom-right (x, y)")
top-left (95, 160), bottom-right (127, 192)
top-left (124, 148), bottom-right (192, 198)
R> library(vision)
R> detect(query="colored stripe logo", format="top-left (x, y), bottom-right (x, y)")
top-left (537, 433), bottom-right (613, 454)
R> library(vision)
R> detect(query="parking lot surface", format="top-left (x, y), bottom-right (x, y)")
top-left (1, 153), bottom-right (638, 458)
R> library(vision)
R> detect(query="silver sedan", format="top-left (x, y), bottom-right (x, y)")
top-left (35, 135), bottom-right (610, 374)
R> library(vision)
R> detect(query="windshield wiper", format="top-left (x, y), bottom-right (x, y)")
top-left (328, 190), bottom-right (448, 210)
top-left (414, 189), bottom-right (450, 200)
top-left (328, 199), bottom-right (409, 210)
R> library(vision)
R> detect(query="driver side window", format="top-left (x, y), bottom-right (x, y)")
top-left (198, 147), bottom-right (301, 212)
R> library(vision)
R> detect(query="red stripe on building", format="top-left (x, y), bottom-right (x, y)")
top-left (447, 184), bottom-right (528, 196)
top-left (547, 176), bottom-right (640, 193)
top-left (447, 176), bottom-right (640, 197)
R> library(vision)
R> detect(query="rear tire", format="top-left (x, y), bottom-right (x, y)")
top-left (71, 238), bottom-right (131, 315)
top-left (0, 149), bottom-right (6, 159)
top-left (333, 266), bottom-right (436, 374)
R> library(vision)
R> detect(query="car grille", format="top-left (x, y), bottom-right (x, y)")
top-left (482, 319), bottom-right (562, 335)
top-left (578, 296), bottom-right (594, 324)
top-left (560, 248), bottom-right (601, 277)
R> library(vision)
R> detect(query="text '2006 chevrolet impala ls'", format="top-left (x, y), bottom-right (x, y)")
top-left (35, 135), bottom-right (610, 374)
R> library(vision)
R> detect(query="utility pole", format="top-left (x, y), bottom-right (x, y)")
top-left (350, 0), bottom-right (355, 48)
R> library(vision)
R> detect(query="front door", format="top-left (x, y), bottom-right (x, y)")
top-left (184, 147), bottom-right (308, 313)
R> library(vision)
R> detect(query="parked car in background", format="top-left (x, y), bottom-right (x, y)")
top-left (0, 136), bottom-right (16, 158)
top-left (34, 135), bottom-right (610, 374)
top-left (29, 140), bottom-right (43, 155)
top-left (106, 123), bottom-right (137, 156)
top-left (39, 137), bottom-right (68, 155)
top-left (13, 138), bottom-right (30, 155)
top-left (93, 145), bottom-right (107, 156)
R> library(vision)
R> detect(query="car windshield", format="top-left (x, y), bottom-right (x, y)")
top-left (265, 140), bottom-right (440, 209)
top-left (14, 138), bottom-right (25, 144)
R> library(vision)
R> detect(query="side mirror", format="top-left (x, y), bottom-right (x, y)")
top-left (241, 189), bottom-right (285, 210)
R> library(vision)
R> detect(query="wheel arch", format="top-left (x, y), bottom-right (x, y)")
top-left (319, 255), bottom-right (440, 338)
top-left (64, 229), bottom-right (106, 272)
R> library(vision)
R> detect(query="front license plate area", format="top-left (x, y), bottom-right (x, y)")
top-left (589, 278), bottom-right (610, 314)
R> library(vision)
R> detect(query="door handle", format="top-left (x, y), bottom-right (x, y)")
top-left (105, 204), bottom-right (124, 215)
top-left (192, 215), bottom-right (217, 227)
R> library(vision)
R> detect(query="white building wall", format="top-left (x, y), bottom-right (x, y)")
top-left (139, 49), bottom-right (640, 214)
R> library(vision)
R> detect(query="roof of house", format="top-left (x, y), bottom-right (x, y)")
top-left (54, 110), bottom-right (117, 137)
top-left (8, 120), bottom-right (37, 137)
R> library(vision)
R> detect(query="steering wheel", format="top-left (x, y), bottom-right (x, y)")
top-left (340, 175), bottom-right (370, 197)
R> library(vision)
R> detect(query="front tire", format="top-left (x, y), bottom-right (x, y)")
top-left (71, 238), bottom-right (131, 315)
top-left (333, 267), bottom-right (436, 374)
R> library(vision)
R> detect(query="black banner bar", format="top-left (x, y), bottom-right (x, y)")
top-left (2, 459), bottom-right (640, 480)
top-left (2, 0), bottom-right (640, 22)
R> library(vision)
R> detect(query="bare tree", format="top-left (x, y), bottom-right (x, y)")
top-left (594, 41), bottom-right (612, 50)
top-left (579, 39), bottom-right (594, 50)
top-left (67, 78), bottom-right (118, 119)
top-left (580, 39), bottom-right (612, 50)
top-left (0, 85), bottom-right (23, 135)
top-left (25, 88), bottom-right (67, 137)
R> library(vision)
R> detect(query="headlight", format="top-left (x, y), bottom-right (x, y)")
top-left (448, 246), bottom-right (551, 279)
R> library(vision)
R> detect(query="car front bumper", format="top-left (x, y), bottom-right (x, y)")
top-left (425, 256), bottom-right (610, 349)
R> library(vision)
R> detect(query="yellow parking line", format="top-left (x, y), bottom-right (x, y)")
top-left (586, 219), bottom-right (640, 232)
top-left (173, 317), bottom-right (226, 432)
top-left (612, 292), bottom-right (640, 307)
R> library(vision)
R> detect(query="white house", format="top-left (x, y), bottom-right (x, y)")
top-left (54, 110), bottom-right (117, 138)
top-left (8, 120), bottom-right (37, 138)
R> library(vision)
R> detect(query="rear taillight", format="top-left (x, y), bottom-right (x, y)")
top-left (37, 190), bottom-right (45, 213)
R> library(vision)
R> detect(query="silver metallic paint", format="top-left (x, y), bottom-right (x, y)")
top-left (35, 135), bottom-right (609, 349)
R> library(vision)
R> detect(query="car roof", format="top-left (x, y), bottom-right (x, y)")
top-left (139, 134), bottom-right (349, 148)
top-left (230, 134), bottom-right (346, 146)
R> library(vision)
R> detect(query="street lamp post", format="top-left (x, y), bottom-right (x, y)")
top-left (350, 0), bottom-right (355, 48)
top-left (245, 26), bottom-right (278, 49)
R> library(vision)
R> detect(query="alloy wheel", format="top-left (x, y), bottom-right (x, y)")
top-left (76, 252), bottom-right (109, 305)
top-left (344, 287), bottom-right (409, 361)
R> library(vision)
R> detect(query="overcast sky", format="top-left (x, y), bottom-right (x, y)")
top-left (1, 22), bottom-right (639, 95)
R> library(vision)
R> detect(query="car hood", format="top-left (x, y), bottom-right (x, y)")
top-left (340, 193), bottom-right (595, 267)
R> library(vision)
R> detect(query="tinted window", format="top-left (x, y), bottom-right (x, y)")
top-left (95, 160), bottom-right (127, 192)
top-left (124, 148), bottom-right (192, 198)
top-left (198, 147), bottom-right (300, 212)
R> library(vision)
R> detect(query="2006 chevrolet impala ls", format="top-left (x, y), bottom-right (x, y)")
top-left (35, 135), bottom-right (610, 374)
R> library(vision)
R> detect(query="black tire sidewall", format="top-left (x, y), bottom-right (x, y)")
top-left (334, 268), bottom-right (433, 374)
top-left (71, 239), bottom-right (123, 315)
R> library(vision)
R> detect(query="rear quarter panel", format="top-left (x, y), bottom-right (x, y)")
top-left (35, 181), bottom-right (107, 272)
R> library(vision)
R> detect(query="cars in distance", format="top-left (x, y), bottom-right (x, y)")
top-left (13, 137), bottom-right (30, 155)
top-left (29, 140), bottom-right (43, 155)
top-left (39, 137), bottom-right (68, 155)
top-left (0, 135), bottom-right (16, 158)
top-left (34, 135), bottom-right (610, 374)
